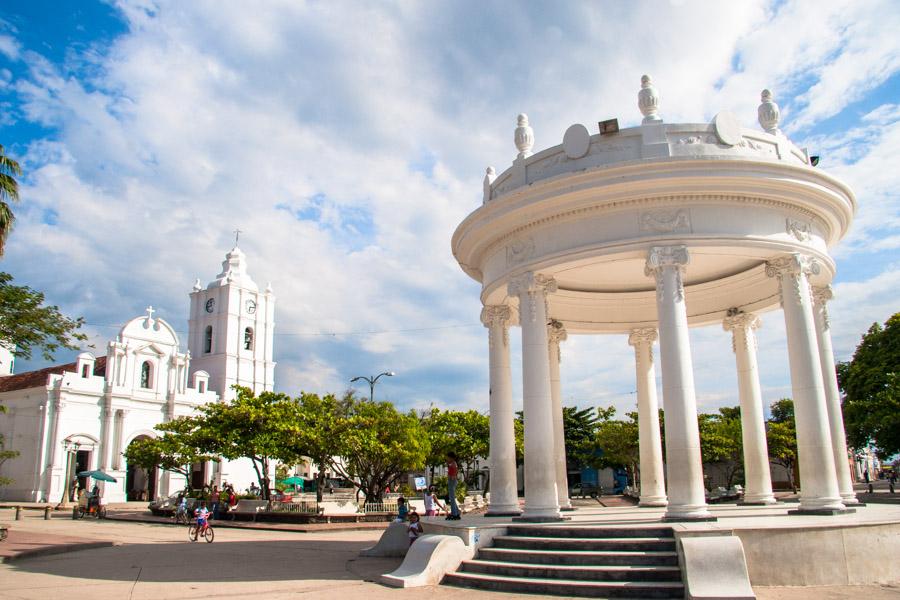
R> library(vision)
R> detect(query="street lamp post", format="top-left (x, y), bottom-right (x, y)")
top-left (351, 372), bottom-right (395, 402)
top-left (57, 439), bottom-right (80, 509)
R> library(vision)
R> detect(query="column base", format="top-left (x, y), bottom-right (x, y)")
top-left (840, 494), bottom-right (861, 506)
top-left (788, 507), bottom-right (856, 516)
top-left (798, 496), bottom-right (846, 512)
top-left (740, 494), bottom-right (777, 505)
top-left (638, 496), bottom-right (668, 507)
top-left (512, 515), bottom-right (570, 523)
top-left (485, 510), bottom-right (522, 517)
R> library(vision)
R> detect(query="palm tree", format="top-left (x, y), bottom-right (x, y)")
top-left (0, 144), bottom-right (22, 256)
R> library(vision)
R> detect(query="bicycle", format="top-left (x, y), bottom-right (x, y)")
top-left (188, 520), bottom-right (214, 543)
top-left (174, 505), bottom-right (190, 525)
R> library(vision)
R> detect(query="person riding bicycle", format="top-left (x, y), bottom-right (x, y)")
top-left (194, 501), bottom-right (210, 532)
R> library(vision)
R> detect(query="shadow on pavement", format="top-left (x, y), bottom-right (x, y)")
top-left (6, 538), bottom-right (404, 584)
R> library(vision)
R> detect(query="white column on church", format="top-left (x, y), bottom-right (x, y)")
top-left (509, 272), bottom-right (561, 520)
top-left (766, 254), bottom-right (844, 512)
top-left (113, 409), bottom-right (127, 471)
top-left (645, 246), bottom-right (712, 520)
top-left (628, 328), bottom-right (667, 507)
top-left (481, 304), bottom-right (521, 516)
top-left (811, 285), bottom-right (859, 506)
top-left (43, 396), bottom-right (63, 496)
top-left (548, 320), bottom-right (573, 510)
top-left (100, 396), bottom-right (113, 470)
top-left (723, 311), bottom-right (776, 505)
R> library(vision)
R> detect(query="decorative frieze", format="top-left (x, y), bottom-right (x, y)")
top-left (786, 218), bottom-right (812, 241)
top-left (506, 235), bottom-right (535, 267)
top-left (640, 208), bottom-right (691, 234)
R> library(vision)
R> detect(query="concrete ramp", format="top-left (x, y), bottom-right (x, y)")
top-left (679, 535), bottom-right (755, 600)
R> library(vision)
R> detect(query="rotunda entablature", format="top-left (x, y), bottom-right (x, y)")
top-left (453, 82), bottom-right (854, 335)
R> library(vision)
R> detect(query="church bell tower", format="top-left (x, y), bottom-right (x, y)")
top-left (188, 245), bottom-right (276, 401)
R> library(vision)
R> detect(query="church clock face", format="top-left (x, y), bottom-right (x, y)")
top-left (246, 300), bottom-right (257, 315)
top-left (205, 298), bottom-right (215, 313)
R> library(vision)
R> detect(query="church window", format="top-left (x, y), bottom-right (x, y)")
top-left (199, 381), bottom-right (206, 393)
top-left (81, 364), bottom-right (90, 378)
top-left (244, 327), bottom-right (254, 351)
top-left (140, 361), bottom-right (152, 389)
top-left (204, 326), bottom-right (213, 354)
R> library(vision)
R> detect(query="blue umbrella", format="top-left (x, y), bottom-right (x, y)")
top-left (78, 470), bottom-right (117, 482)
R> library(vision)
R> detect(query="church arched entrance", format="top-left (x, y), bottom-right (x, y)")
top-left (125, 435), bottom-right (158, 501)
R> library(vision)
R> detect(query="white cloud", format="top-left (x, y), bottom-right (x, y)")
top-left (3, 0), bottom-right (899, 415)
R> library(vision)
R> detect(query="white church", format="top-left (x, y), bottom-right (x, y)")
top-left (0, 245), bottom-right (275, 503)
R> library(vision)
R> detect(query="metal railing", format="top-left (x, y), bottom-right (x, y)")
top-left (267, 500), bottom-right (319, 514)
top-left (363, 501), bottom-right (398, 513)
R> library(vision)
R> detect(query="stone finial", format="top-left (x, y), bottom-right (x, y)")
top-left (638, 75), bottom-right (661, 124)
top-left (758, 89), bottom-right (780, 135)
top-left (514, 113), bottom-right (534, 158)
top-left (193, 278), bottom-right (202, 292)
top-left (483, 166), bottom-right (496, 204)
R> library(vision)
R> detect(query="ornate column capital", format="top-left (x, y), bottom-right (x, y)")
top-left (480, 304), bottom-right (512, 328)
top-left (507, 272), bottom-right (557, 297)
top-left (811, 284), bottom-right (834, 306)
top-left (508, 272), bottom-right (557, 324)
top-left (722, 309), bottom-right (761, 333)
top-left (547, 319), bottom-right (568, 345)
top-left (644, 245), bottom-right (690, 277)
top-left (628, 327), bottom-right (658, 347)
top-left (764, 253), bottom-right (820, 279)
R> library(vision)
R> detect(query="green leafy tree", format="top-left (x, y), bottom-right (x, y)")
top-left (767, 398), bottom-right (798, 492)
top-left (563, 406), bottom-right (599, 471)
top-left (0, 144), bottom-right (22, 254)
top-left (123, 420), bottom-right (215, 480)
top-left (331, 398), bottom-right (429, 503)
top-left (0, 273), bottom-right (87, 361)
top-left (837, 313), bottom-right (900, 458)
top-left (422, 408), bottom-right (489, 486)
top-left (294, 391), bottom-right (351, 501)
top-left (179, 386), bottom-right (306, 500)
top-left (590, 408), bottom-right (640, 484)
top-left (699, 408), bottom-right (744, 489)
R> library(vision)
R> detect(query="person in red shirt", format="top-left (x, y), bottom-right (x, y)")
top-left (446, 452), bottom-right (461, 520)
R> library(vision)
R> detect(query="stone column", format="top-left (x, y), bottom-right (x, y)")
top-left (645, 246), bottom-right (712, 520)
top-left (112, 409), bottom-right (127, 471)
top-left (548, 320), bottom-right (573, 510)
top-left (100, 396), bottom-right (114, 470)
top-left (508, 272), bottom-right (561, 521)
top-left (811, 285), bottom-right (859, 506)
top-left (765, 255), bottom-right (845, 512)
top-left (481, 304), bottom-right (521, 516)
top-left (628, 328), bottom-right (667, 507)
top-left (723, 311), bottom-right (777, 505)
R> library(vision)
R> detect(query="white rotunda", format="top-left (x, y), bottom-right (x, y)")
top-left (452, 78), bottom-right (858, 521)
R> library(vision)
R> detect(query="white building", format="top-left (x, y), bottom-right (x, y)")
top-left (0, 246), bottom-right (275, 503)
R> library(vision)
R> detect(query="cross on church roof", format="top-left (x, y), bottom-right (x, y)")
top-left (145, 306), bottom-right (155, 320)
top-left (234, 228), bottom-right (242, 246)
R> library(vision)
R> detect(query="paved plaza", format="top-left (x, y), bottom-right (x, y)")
top-left (1, 508), bottom-right (898, 599)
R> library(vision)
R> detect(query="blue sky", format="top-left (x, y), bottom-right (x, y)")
top-left (1, 0), bottom-right (898, 417)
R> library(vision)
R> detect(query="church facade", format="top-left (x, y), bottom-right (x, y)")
top-left (0, 246), bottom-right (275, 503)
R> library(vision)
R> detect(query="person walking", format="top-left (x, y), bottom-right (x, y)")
top-left (446, 452), bottom-right (461, 520)
top-left (210, 485), bottom-right (220, 520)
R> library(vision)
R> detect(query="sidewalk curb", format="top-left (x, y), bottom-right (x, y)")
top-left (1, 541), bottom-right (120, 563)
top-left (103, 513), bottom-right (390, 533)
